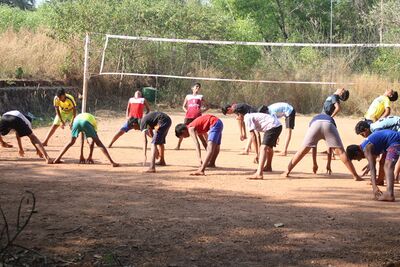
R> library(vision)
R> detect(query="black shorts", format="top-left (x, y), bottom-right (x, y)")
top-left (285, 109), bottom-right (296, 129)
top-left (184, 118), bottom-right (196, 125)
top-left (0, 115), bottom-right (32, 137)
top-left (262, 125), bottom-right (282, 147)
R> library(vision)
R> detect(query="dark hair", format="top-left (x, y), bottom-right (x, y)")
top-left (389, 91), bottom-right (398, 102)
top-left (355, 120), bottom-right (370, 134)
top-left (258, 105), bottom-right (269, 114)
top-left (339, 90), bottom-right (350, 101)
top-left (175, 123), bottom-right (188, 138)
top-left (192, 82), bottom-right (201, 88)
top-left (221, 104), bottom-right (231, 115)
top-left (346, 145), bottom-right (362, 160)
top-left (0, 120), bottom-right (10, 136)
top-left (56, 88), bottom-right (66, 97)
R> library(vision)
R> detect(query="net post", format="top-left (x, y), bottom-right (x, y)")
top-left (82, 33), bottom-right (90, 113)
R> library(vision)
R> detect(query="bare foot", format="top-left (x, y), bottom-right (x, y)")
top-left (190, 171), bottom-right (205, 176)
top-left (247, 174), bottom-right (263, 180)
top-left (155, 161), bottom-right (166, 166)
top-left (53, 159), bottom-right (63, 164)
top-left (253, 157), bottom-right (259, 164)
top-left (207, 163), bottom-right (216, 168)
top-left (108, 144), bottom-right (112, 148)
top-left (277, 151), bottom-right (287, 156)
top-left (112, 162), bottom-right (120, 167)
top-left (281, 171), bottom-right (290, 178)
top-left (377, 192), bottom-right (395, 202)
top-left (263, 167), bottom-right (272, 172)
top-left (174, 147), bottom-right (180, 150)
top-left (143, 168), bottom-right (156, 173)
top-left (42, 142), bottom-right (48, 147)
top-left (1, 142), bottom-right (13, 148)
top-left (354, 176), bottom-right (363, 181)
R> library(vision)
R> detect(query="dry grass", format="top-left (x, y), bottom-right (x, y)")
top-left (0, 29), bottom-right (69, 80)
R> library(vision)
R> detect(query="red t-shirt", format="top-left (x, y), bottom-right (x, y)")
top-left (127, 97), bottom-right (145, 118)
top-left (185, 94), bottom-right (203, 119)
top-left (188, 114), bottom-right (218, 134)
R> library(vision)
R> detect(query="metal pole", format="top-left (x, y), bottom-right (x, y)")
top-left (82, 33), bottom-right (90, 113)
top-left (329, 0), bottom-right (333, 87)
top-left (379, 0), bottom-right (383, 43)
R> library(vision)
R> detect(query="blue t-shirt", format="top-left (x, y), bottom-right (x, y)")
top-left (322, 94), bottom-right (340, 116)
top-left (309, 113), bottom-right (336, 127)
top-left (371, 116), bottom-right (400, 132)
top-left (268, 102), bottom-right (294, 118)
top-left (360, 129), bottom-right (400, 155)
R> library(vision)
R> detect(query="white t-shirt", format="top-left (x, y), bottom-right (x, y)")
top-left (244, 113), bottom-right (281, 132)
top-left (3, 110), bottom-right (32, 129)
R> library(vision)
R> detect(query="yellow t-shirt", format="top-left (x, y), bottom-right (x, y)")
top-left (365, 95), bottom-right (390, 122)
top-left (75, 113), bottom-right (98, 131)
top-left (53, 94), bottom-right (76, 113)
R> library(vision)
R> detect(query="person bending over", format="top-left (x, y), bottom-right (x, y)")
top-left (43, 89), bottom-right (77, 146)
top-left (0, 110), bottom-right (51, 163)
top-left (108, 90), bottom-right (150, 148)
top-left (347, 129), bottom-right (400, 201)
top-left (53, 113), bottom-right (119, 167)
top-left (244, 112), bottom-right (282, 180)
top-left (283, 113), bottom-right (361, 181)
top-left (175, 114), bottom-right (223, 176)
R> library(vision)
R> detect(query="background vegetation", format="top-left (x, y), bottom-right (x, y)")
top-left (0, 0), bottom-right (400, 115)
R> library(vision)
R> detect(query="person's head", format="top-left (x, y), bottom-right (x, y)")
top-left (355, 120), bottom-right (371, 137)
top-left (0, 120), bottom-right (10, 136)
top-left (221, 104), bottom-right (234, 115)
top-left (258, 105), bottom-right (269, 114)
top-left (192, 83), bottom-right (201, 94)
top-left (175, 123), bottom-right (189, 138)
top-left (134, 90), bottom-right (142, 98)
top-left (346, 145), bottom-right (365, 161)
top-left (339, 89), bottom-right (350, 101)
top-left (127, 117), bottom-right (140, 130)
top-left (388, 90), bottom-right (398, 102)
top-left (56, 88), bottom-right (67, 102)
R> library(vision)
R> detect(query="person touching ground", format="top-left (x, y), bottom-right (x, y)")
top-left (347, 129), bottom-right (400, 201)
top-left (53, 113), bottom-right (119, 167)
top-left (108, 90), bottom-right (150, 148)
top-left (175, 114), bottom-right (223, 176)
top-left (0, 110), bottom-right (51, 163)
top-left (283, 114), bottom-right (361, 181)
top-left (244, 113), bottom-right (282, 179)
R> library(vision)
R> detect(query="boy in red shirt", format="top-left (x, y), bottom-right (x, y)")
top-left (108, 90), bottom-right (150, 148)
top-left (175, 114), bottom-right (223, 175)
top-left (175, 83), bottom-right (208, 150)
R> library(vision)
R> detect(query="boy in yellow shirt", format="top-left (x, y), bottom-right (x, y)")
top-left (365, 89), bottom-right (398, 122)
top-left (43, 89), bottom-right (77, 146)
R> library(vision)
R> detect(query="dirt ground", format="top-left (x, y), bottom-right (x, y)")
top-left (1, 112), bottom-right (399, 266)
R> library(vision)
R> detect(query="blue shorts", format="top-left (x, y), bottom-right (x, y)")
top-left (120, 121), bottom-right (133, 133)
top-left (208, 119), bottom-right (223, 145)
top-left (152, 116), bottom-right (172, 145)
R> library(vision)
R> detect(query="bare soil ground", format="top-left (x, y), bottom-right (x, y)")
top-left (1, 113), bottom-right (399, 266)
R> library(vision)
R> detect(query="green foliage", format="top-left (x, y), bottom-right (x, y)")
top-left (15, 66), bottom-right (23, 78)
